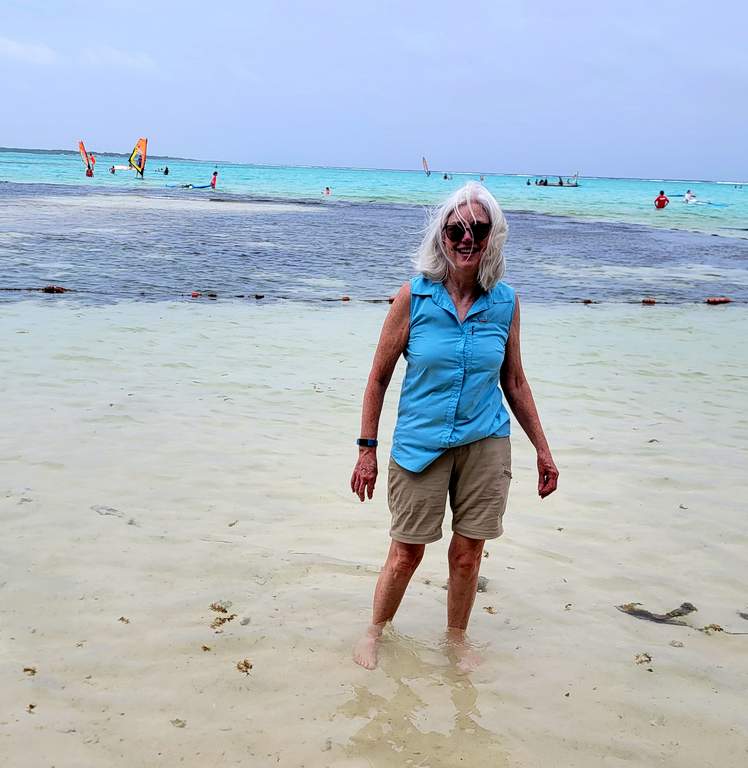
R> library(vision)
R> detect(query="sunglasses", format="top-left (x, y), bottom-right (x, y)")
top-left (444, 221), bottom-right (491, 243)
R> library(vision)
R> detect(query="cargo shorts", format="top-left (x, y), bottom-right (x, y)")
top-left (387, 436), bottom-right (512, 544)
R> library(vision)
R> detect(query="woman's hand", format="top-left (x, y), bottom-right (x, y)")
top-left (537, 451), bottom-right (559, 498)
top-left (351, 449), bottom-right (378, 502)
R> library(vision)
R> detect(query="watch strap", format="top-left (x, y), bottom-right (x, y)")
top-left (356, 438), bottom-right (378, 448)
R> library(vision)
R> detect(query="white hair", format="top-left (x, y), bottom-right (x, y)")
top-left (414, 182), bottom-right (508, 290)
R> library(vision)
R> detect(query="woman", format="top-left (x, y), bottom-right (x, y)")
top-left (351, 182), bottom-right (558, 670)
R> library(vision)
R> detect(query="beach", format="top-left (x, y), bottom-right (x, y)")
top-left (2, 298), bottom-right (747, 767)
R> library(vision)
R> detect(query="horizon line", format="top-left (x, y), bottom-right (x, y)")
top-left (0, 145), bottom-right (742, 185)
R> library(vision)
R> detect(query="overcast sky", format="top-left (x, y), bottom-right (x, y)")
top-left (1, 0), bottom-right (746, 179)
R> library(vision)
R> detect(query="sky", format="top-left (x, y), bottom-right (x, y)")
top-left (1, 0), bottom-right (747, 179)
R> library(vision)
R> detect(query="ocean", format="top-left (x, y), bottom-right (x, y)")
top-left (1, 148), bottom-right (746, 305)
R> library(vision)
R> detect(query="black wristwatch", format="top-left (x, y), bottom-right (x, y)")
top-left (356, 438), bottom-right (378, 448)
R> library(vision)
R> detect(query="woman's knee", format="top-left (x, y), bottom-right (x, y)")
top-left (448, 546), bottom-right (482, 577)
top-left (387, 542), bottom-right (425, 576)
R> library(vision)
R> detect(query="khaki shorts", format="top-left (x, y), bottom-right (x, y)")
top-left (388, 437), bottom-right (512, 544)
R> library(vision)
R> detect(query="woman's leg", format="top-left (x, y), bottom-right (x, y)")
top-left (372, 540), bottom-right (426, 624)
top-left (354, 540), bottom-right (425, 669)
top-left (446, 532), bottom-right (484, 630)
top-left (445, 533), bottom-right (485, 671)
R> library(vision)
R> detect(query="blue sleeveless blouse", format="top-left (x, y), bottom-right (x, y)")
top-left (391, 275), bottom-right (516, 472)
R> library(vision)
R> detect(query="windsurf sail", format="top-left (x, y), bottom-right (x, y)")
top-left (79, 140), bottom-right (94, 172)
top-left (128, 137), bottom-right (148, 177)
top-left (422, 156), bottom-right (431, 176)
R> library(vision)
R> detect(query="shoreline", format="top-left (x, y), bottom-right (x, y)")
top-left (2, 291), bottom-right (746, 308)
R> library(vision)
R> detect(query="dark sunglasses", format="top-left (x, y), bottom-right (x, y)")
top-left (444, 221), bottom-right (491, 243)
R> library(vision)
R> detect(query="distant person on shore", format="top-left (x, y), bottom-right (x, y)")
top-left (351, 182), bottom-right (558, 671)
top-left (558, 176), bottom-right (564, 186)
top-left (164, 166), bottom-right (169, 176)
top-left (654, 190), bottom-right (669, 209)
top-left (210, 171), bottom-right (218, 190)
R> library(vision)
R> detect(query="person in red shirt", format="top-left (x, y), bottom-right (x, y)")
top-left (210, 171), bottom-right (218, 190)
top-left (654, 190), bottom-right (669, 209)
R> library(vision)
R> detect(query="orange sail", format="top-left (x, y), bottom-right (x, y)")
top-left (422, 156), bottom-right (431, 176)
top-left (128, 137), bottom-right (148, 176)
top-left (79, 140), bottom-right (93, 171)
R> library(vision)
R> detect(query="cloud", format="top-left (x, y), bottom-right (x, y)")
top-left (0, 36), bottom-right (57, 65)
top-left (79, 46), bottom-right (156, 72)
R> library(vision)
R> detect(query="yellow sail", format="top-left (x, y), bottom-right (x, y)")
top-left (128, 138), bottom-right (148, 176)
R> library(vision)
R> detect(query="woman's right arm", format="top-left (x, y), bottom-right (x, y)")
top-left (350, 282), bottom-right (411, 502)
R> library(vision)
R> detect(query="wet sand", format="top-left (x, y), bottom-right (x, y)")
top-left (1, 299), bottom-right (746, 767)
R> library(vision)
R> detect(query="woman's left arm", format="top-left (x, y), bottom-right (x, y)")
top-left (499, 295), bottom-right (559, 498)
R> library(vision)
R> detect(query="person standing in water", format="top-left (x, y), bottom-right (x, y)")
top-left (351, 182), bottom-right (558, 671)
top-left (210, 171), bottom-right (218, 190)
top-left (164, 166), bottom-right (169, 176)
top-left (654, 190), bottom-right (669, 209)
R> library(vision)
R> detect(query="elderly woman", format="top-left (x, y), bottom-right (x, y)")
top-left (351, 182), bottom-right (558, 670)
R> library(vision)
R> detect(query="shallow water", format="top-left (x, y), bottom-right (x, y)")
top-left (1, 300), bottom-right (746, 767)
top-left (2, 147), bottom-right (747, 237)
top-left (1, 183), bottom-right (746, 305)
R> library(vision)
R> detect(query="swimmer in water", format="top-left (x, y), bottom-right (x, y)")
top-left (654, 190), bottom-right (669, 209)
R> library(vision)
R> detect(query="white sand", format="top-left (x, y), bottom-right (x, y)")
top-left (1, 299), bottom-right (747, 767)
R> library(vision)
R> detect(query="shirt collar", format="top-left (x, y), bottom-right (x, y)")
top-left (420, 279), bottom-right (490, 322)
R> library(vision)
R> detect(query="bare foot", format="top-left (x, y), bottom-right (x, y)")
top-left (446, 627), bottom-right (483, 674)
top-left (353, 624), bottom-right (384, 670)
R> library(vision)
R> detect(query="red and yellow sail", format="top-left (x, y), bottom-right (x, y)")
top-left (128, 137), bottom-right (148, 176)
top-left (79, 140), bottom-right (94, 171)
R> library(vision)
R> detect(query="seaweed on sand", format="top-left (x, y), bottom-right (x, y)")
top-left (616, 602), bottom-right (697, 625)
top-left (616, 602), bottom-right (748, 635)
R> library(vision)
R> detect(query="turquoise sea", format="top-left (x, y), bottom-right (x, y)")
top-left (1, 148), bottom-right (746, 238)
top-left (1, 147), bottom-right (747, 305)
